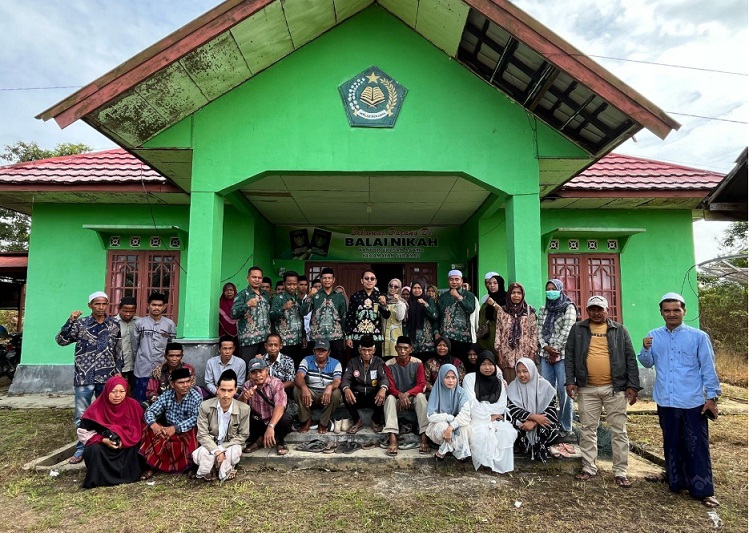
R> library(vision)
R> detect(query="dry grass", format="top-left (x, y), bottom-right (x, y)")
top-left (0, 408), bottom-right (746, 532)
top-left (715, 350), bottom-right (748, 388)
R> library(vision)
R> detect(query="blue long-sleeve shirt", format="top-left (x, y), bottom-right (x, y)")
top-left (638, 324), bottom-right (721, 409)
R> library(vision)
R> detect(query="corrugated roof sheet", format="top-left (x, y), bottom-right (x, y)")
top-left (564, 153), bottom-right (723, 190)
top-left (0, 149), bottom-right (164, 184)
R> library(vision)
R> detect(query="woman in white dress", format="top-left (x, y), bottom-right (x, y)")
top-left (381, 278), bottom-right (408, 358)
top-left (426, 364), bottom-right (471, 460)
top-left (463, 351), bottom-right (517, 473)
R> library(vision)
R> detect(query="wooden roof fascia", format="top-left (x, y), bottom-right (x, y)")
top-left (463, 0), bottom-right (680, 139)
top-left (37, 0), bottom-right (274, 129)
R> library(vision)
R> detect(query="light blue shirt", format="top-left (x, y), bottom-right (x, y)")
top-left (638, 324), bottom-right (721, 409)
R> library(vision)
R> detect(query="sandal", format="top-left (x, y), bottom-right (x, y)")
top-left (702, 496), bottom-right (720, 508)
top-left (361, 440), bottom-right (377, 450)
top-left (343, 442), bottom-right (361, 454)
top-left (296, 439), bottom-right (327, 453)
top-left (386, 443), bottom-right (398, 456)
top-left (434, 452), bottom-right (446, 461)
top-left (575, 471), bottom-right (596, 481)
top-left (322, 441), bottom-right (337, 454)
top-left (419, 441), bottom-right (431, 454)
top-left (68, 455), bottom-right (84, 465)
top-left (615, 476), bottom-right (633, 488)
top-left (371, 423), bottom-right (383, 433)
top-left (277, 444), bottom-right (289, 456)
top-left (139, 470), bottom-right (154, 481)
top-left (222, 469), bottom-right (236, 482)
top-left (645, 472), bottom-right (667, 483)
top-left (346, 421), bottom-right (363, 434)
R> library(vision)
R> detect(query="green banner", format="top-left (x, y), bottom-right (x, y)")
top-left (275, 226), bottom-right (459, 261)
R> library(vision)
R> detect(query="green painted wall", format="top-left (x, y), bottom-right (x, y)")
top-left (540, 209), bottom-right (698, 342)
top-left (24, 204), bottom-right (190, 366)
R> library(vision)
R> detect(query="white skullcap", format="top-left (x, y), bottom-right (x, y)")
top-left (659, 292), bottom-right (685, 305)
top-left (448, 269), bottom-right (463, 278)
top-left (88, 291), bottom-right (109, 303)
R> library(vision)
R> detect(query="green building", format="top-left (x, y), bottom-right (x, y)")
top-left (2, 1), bottom-right (724, 393)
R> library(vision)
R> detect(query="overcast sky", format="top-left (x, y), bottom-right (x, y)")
top-left (0, 0), bottom-right (745, 261)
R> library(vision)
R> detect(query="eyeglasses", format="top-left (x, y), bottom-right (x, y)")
top-left (389, 284), bottom-right (400, 289)
top-left (363, 276), bottom-right (376, 281)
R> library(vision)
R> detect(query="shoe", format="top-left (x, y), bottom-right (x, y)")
top-left (334, 419), bottom-right (342, 433)
top-left (340, 419), bottom-right (351, 433)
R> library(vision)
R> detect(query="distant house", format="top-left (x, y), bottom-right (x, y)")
top-left (1, 1), bottom-right (725, 393)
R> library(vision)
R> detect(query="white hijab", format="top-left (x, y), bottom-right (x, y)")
top-left (506, 357), bottom-right (556, 416)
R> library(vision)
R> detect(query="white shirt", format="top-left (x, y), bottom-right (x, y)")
top-left (215, 401), bottom-right (233, 451)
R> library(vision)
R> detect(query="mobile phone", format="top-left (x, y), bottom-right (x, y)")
top-left (703, 408), bottom-right (717, 421)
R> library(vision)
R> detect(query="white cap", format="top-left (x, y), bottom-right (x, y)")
top-left (484, 271), bottom-right (499, 280)
top-left (659, 292), bottom-right (685, 305)
top-left (88, 291), bottom-right (109, 303)
top-left (448, 269), bottom-right (463, 278)
top-left (586, 295), bottom-right (608, 309)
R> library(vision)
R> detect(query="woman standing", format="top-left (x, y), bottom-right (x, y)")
top-left (424, 337), bottom-right (466, 392)
top-left (536, 279), bottom-right (577, 436)
top-left (494, 282), bottom-right (537, 382)
top-left (426, 364), bottom-right (471, 460)
top-left (218, 282), bottom-right (238, 340)
top-left (381, 278), bottom-right (408, 358)
top-left (77, 376), bottom-right (144, 488)
top-left (507, 358), bottom-right (562, 462)
top-left (477, 275), bottom-right (506, 356)
top-left (463, 351), bottom-right (516, 473)
top-left (404, 281), bottom-right (439, 359)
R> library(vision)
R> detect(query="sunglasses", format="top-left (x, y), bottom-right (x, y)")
top-left (363, 276), bottom-right (376, 281)
top-left (388, 284), bottom-right (401, 289)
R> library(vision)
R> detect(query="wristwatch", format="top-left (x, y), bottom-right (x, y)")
top-left (268, 422), bottom-right (276, 428)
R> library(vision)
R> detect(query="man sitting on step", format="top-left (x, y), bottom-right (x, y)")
top-left (341, 335), bottom-right (388, 434)
top-left (240, 358), bottom-right (293, 455)
top-left (293, 339), bottom-right (342, 434)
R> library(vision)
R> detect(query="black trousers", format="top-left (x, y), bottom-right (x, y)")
top-left (248, 411), bottom-right (293, 446)
top-left (285, 343), bottom-right (305, 369)
top-left (238, 342), bottom-right (264, 367)
top-left (343, 389), bottom-right (385, 424)
top-left (328, 339), bottom-right (345, 362)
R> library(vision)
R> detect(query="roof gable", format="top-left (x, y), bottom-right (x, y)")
top-left (37, 0), bottom-right (678, 158)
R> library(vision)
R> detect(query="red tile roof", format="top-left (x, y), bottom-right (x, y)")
top-left (0, 149), bottom-right (723, 193)
top-left (0, 148), bottom-right (164, 184)
top-left (564, 153), bottom-right (723, 191)
top-left (0, 253), bottom-right (28, 268)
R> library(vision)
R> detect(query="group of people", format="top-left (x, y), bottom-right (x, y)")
top-left (57, 268), bottom-right (721, 509)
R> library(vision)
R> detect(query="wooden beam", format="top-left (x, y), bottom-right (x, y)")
top-left (708, 202), bottom-right (748, 212)
top-left (555, 190), bottom-right (709, 199)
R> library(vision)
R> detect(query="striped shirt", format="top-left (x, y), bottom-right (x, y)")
top-left (297, 355), bottom-right (342, 393)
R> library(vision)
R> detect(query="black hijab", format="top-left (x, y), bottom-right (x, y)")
top-left (475, 350), bottom-right (502, 404)
top-left (484, 275), bottom-right (506, 321)
top-left (435, 337), bottom-right (452, 364)
top-left (464, 342), bottom-right (482, 373)
top-left (407, 281), bottom-right (429, 342)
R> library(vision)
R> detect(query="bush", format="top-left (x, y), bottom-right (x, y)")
top-left (699, 279), bottom-right (748, 355)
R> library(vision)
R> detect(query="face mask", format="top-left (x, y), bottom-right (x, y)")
top-left (546, 290), bottom-right (561, 301)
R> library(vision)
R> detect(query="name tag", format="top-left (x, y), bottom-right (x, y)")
top-left (370, 370), bottom-right (378, 379)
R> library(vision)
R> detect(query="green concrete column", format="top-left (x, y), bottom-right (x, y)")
top-left (182, 192), bottom-right (224, 339)
top-left (505, 193), bottom-right (543, 306)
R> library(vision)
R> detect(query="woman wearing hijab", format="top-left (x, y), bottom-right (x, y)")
top-left (77, 375), bottom-right (144, 488)
top-left (218, 282), bottom-right (238, 340)
top-left (381, 278), bottom-right (408, 358)
top-left (404, 281), bottom-right (439, 359)
top-left (535, 279), bottom-right (578, 436)
top-left (424, 337), bottom-right (466, 392)
top-left (464, 343), bottom-right (482, 374)
top-left (507, 357), bottom-right (562, 462)
top-left (463, 351), bottom-right (516, 473)
top-left (477, 275), bottom-right (506, 355)
top-left (426, 364), bottom-right (471, 460)
top-left (494, 282), bottom-right (538, 382)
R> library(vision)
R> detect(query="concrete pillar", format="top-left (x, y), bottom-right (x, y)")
top-left (505, 193), bottom-right (543, 305)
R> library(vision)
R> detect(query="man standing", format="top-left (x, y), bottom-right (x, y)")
top-left (203, 336), bottom-right (247, 398)
top-left (269, 271), bottom-right (305, 366)
top-left (293, 339), bottom-right (342, 434)
top-left (114, 296), bottom-right (138, 393)
top-left (132, 292), bottom-right (177, 402)
top-left (56, 291), bottom-right (123, 464)
top-left (297, 275), bottom-right (312, 353)
top-left (565, 296), bottom-right (640, 487)
top-left (341, 336), bottom-right (389, 434)
top-left (301, 267), bottom-right (347, 361)
top-left (345, 269), bottom-right (390, 357)
top-left (383, 336), bottom-right (430, 455)
top-left (639, 292), bottom-right (721, 508)
top-left (240, 358), bottom-right (293, 455)
top-left (231, 266), bottom-right (272, 366)
top-left (139, 367), bottom-right (202, 479)
top-left (437, 269), bottom-right (476, 364)
top-left (192, 369), bottom-right (250, 481)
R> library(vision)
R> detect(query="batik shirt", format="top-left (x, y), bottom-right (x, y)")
top-left (143, 387), bottom-right (202, 433)
top-left (56, 315), bottom-right (123, 387)
top-left (408, 300), bottom-right (440, 353)
top-left (301, 290), bottom-right (347, 342)
top-left (231, 287), bottom-right (272, 346)
top-left (344, 289), bottom-right (390, 342)
top-left (438, 289), bottom-right (477, 343)
top-left (269, 292), bottom-right (305, 346)
top-left (263, 352), bottom-right (297, 383)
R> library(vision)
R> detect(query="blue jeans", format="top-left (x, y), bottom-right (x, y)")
top-left (74, 383), bottom-right (105, 456)
top-left (541, 357), bottom-right (574, 432)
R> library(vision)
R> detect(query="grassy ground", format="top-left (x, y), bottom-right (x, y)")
top-left (715, 350), bottom-right (748, 389)
top-left (0, 408), bottom-right (746, 533)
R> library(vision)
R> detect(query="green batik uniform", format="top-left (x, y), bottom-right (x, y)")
top-left (269, 292), bottom-right (305, 346)
top-left (301, 290), bottom-right (347, 343)
top-left (231, 287), bottom-right (272, 346)
top-left (438, 289), bottom-right (476, 343)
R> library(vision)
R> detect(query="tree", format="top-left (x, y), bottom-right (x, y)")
top-left (0, 141), bottom-right (92, 251)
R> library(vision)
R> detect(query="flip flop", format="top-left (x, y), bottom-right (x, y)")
top-left (371, 423), bottom-right (384, 433)
top-left (322, 442), bottom-right (337, 454)
top-left (296, 439), bottom-right (327, 452)
top-left (386, 444), bottom-right (398, 456)
top-left (419, 442), bottom-right (431, 454)
top-left (575, 471), bottom-right (596, 481)
top-left (361, 440), bottom-right (377, 450)
top-left (347, 421), bottom-right (363, 434)
top-left (68, 455), bottom-right (84, 465)
top-left (343, 442), bottom-right (361, 454)
top-left (702, 496), bottom-right (720, 508)
top-left (615, 476), bottom-right (633, 488)
top-left (399, 440), bottom-right (419, 450)
top-left (139, 470), bottom-right (154, 481)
